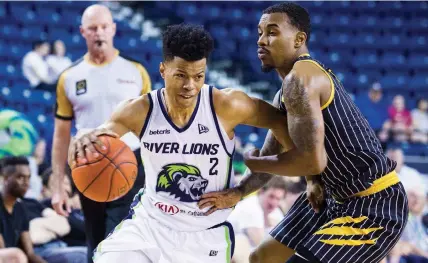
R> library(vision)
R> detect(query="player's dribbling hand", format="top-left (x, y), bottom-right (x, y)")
top-left (306, 176), bottom-right (325, 213)
top-left (243, 148), bottom-right (261, 172)
top-left (197, 188), bottom-right (242, 216)
top-left (68, 128), bottom-right (119, 168)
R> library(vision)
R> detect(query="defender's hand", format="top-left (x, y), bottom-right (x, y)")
top-left (197, 188), bottom-right (243, 216)
top-left (243, 148), bottom-right (261, 172)
top-left (68, 128), bottom-right (118, 168)
top-left (306, 177), bottom-right (325, 213)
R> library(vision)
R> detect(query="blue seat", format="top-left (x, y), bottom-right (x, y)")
top-left (210, 25), bottom-right (228, 40)
top-left (353, 15), bottom-right (378, 29)
top-left (408, 53), bottom-right (428, 69)
top-left (0, 24), bottom-right (21, 40)
top-left (408, 76), bottom-right (428, 90)
top-left (20, 26), bottom-right (47, 42)
top-left (411, 35), bottom-right (427, 52)
top-left (379, 74), bottom-right (409, 90)
top-left (378, 17), bottom-right (404, 31)
top-left (380, 34), bottom-right (406, 50)
top-left (328, 51), bottom-right (352, 67)
top-left (177, 2), bottom-right (198, 17)
top-left (49, 28), bottom-right (69, 40)
top-left (353, 51), bottom-right (379, 69)
top-left (378, 53), bottom-right (406, 69)
top-left (352, 1), bottom-right (379, 13)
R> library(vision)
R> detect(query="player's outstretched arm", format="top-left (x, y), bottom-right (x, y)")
top-left (198, 91), bottom-right (285, 215)
top-left (67, 95), bottom-right (149, 168)
top-left (244, 67), bottom-right (328, 177)
top-left (213, 88), bottom-right (293, 150)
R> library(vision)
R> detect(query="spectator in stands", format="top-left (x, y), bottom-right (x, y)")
top-left (40, 168), bottom-right (86, 247)
top-left (229, 177), bottom-right (286, 263)
top-left (46, 40), bottom-right (72, 83)
top-left (388, 188), bottom-right (428, 263)
top-left (22, 41), bottom-right (54, 91)
top-left (411, 98), bottom-right (428, 144)
top-left (0, 156), bottom-right (46, 263)
top-left (26, 139), bottom-right (48, 200)
top-left (22, 196), bottom-right (87, 263)
top-left (379, 95), bottom-right (413, 142)
top-left (386, 148), bottom-right (428, 195)
top-left (356, 82), bottom-right (388, 133)
top-left (279, 178), bottom-right (306, 214)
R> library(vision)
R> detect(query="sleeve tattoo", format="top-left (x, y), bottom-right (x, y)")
top-left (237, 129), bottom-right (284, 196)
top-left (283, 74), bottom-right (322, 152)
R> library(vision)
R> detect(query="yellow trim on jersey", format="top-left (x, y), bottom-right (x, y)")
top-left (298, 53), bottom-right (310, 58)
top-left (320, 216), bottom-right (368, 229)
top-left (320, 238), bottom-right (379, 246)
top-left (295, 59), bottom-right (335, 110)
top-left (314, 226), bottom-right (383, 236)
top-left (55, 70), bottom-right (73, 119)
top-left (354, 171), bottom-right (400, 197)
top-left (130, 61), bottom-right (152, 95)
top-left (84, 49), bottom-right (120, 67)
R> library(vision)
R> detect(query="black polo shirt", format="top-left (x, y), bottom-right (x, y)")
top-left (0, 194), bottom-right (29, 247)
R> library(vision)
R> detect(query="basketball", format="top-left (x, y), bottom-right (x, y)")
top-left (71, 135), bottom-right (138, 202)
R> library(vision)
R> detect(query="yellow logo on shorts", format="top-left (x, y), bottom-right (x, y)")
top-left (314, 216), bottom-right (383, 246)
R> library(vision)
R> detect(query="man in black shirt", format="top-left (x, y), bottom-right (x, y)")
top-left (0, 156), bottom-right (46, 263)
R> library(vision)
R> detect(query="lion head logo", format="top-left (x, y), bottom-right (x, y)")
top-left (156, 163), bottom-right (208, 202)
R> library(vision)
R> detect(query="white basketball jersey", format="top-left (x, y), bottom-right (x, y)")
top-left (139, 85), bottom-right (235, 231)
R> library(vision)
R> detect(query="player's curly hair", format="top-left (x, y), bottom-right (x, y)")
top-left (162, 23), bottom-right (214, 62)
top-left (263, 2), bottom-right (311, 43)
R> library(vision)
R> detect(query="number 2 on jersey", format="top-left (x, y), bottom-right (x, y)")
top-left (209, 158), bottom-right (218, 176)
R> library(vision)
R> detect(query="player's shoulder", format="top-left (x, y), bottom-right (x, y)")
top-left (57, 57), bottom-right (85, 82)
top-left (287, 58), bottom-right (331, 91)
top-left (213, 86), bottom-right (249, 103)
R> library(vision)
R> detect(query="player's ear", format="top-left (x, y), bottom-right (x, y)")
top-left (294, 32), bottom-right (307, 49)
top-left (159, 62), bottom-right (165, 79)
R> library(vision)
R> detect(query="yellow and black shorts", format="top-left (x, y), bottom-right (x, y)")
top-left (270, 171), bottom-right (409, 263)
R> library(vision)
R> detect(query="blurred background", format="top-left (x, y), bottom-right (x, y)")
top-left (0, 1), bottom-right (427, 263)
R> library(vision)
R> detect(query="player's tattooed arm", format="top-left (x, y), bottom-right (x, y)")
top-left (213, 88), bottom-right (293, 150)
top-left (244, 69), bottom-right (328, 177)
top-left (198, 91), bottom-right (285, 215)
top-left (236, 130), bottom-right (284, 197)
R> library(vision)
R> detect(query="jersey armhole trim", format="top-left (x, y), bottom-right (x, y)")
top-left (139, 93), bottom-right (153, 139)
top-left (208, 86), bottom-right (233, 158)
top-left (54, 113), bottom-right (73, 121)
top-left (295, 59), bottom-right (335, 110)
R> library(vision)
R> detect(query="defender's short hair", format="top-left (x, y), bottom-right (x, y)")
top-left (162, 24), bottom-right (214, 62)
top-left (263, 2), bottom-right (311, 42)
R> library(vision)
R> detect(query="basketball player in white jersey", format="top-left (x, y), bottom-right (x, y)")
top-left (68, 24), bottom-right (292, 263)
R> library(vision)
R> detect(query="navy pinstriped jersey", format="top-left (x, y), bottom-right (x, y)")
top-left (279, 54), bottom-right (396, 199)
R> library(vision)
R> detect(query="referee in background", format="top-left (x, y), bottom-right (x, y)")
top-left (50, 5), bottom-right (151, 263)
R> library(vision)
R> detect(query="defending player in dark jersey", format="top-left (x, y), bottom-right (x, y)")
top-left (198, 2), bottom-right (408, 263)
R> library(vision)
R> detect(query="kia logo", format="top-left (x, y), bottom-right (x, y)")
top-left (155, 202), bottom-right (179, 215)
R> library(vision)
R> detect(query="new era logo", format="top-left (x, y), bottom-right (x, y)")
top-left (198, 124), bottom-right (209, 134)
top-left (209, 250), bottom-right (218, 256)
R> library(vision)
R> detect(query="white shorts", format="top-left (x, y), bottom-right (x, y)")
top-left (93, 203), bottom-right (235, 263)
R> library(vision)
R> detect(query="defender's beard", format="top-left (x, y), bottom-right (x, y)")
top-left (261, 65), bottom-right (274, 73)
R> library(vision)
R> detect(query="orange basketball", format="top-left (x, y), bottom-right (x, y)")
top-left (71, 135), bottom-right (138, 202)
